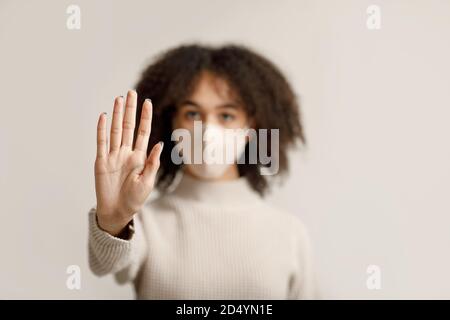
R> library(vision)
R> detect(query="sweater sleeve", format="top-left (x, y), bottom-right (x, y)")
top-left (87, 206), bottom-right (147, 284)
top-left (287, 217), bottom-right (318, 300)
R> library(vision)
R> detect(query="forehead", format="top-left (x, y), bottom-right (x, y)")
top-left (184, 71), bottom-right (241, 109)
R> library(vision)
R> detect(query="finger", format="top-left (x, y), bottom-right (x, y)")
top-left (134, 99), bottom-right (153, 152)
top-left (122, 89), bottom-right (137, 148)
top-left (110, 96), bottom-right (124, 152)
top-left (96, 112), bottom-right (108, 159)
top-left (141, 141), bottom-right (163, 187)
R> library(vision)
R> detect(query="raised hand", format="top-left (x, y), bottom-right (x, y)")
top-left (94, 90), bottom-right (163, 236)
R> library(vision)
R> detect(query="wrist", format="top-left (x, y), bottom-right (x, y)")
top-left (96, 214), bottom-right (132, 238)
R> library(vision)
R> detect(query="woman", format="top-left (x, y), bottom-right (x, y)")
top-left (88, 44), bottom-right (316, 299)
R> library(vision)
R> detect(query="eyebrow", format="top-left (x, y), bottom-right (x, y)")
top-left (179, 99), bottom-right (242, 110)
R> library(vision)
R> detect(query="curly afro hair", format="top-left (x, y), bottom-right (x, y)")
top-left (133, 43), bottom-right (306, 197)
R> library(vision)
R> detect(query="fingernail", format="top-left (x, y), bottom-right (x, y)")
top-left (145, 98), bottom-right (152, 103)
top-left (159, 141), bottom-right (164, 149)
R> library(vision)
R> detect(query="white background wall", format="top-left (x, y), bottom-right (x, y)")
top-left (1, 0), bottom-right (449, 299)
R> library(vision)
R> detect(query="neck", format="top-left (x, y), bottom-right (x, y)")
top-left (183, 164), bottom-right (240, 181)
top-left (169, 170), bottom-right (262, 207)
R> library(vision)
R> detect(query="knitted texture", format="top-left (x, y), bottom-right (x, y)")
top-left (88, 173), bottom-right (316, 299)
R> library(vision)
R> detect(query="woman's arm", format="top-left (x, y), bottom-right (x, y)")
top-left (88, 89), bottom-right (162, 281)
top-left (87, 206), bottom-right (147, 281)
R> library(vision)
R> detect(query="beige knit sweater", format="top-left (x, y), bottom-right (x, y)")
top-left (88, 173), bottom-right (316, 299)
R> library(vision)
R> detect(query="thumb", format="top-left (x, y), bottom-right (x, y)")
top-left (141, 141), bottom-right (164, 187)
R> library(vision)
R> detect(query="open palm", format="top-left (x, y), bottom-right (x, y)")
top-left (94, 90), bottom-right (163, 236)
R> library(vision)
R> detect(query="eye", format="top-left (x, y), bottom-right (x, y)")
top-left (220, 113), bottom-right (235, 122)
top-left (185, 111), bottom-right (201, 120)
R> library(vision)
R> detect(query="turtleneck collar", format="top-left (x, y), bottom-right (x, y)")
top-left (168, 172), bottom-right (263, 207)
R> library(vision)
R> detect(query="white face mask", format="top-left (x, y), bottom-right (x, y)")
top-left (175, 122), bottom-right (249, 179)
